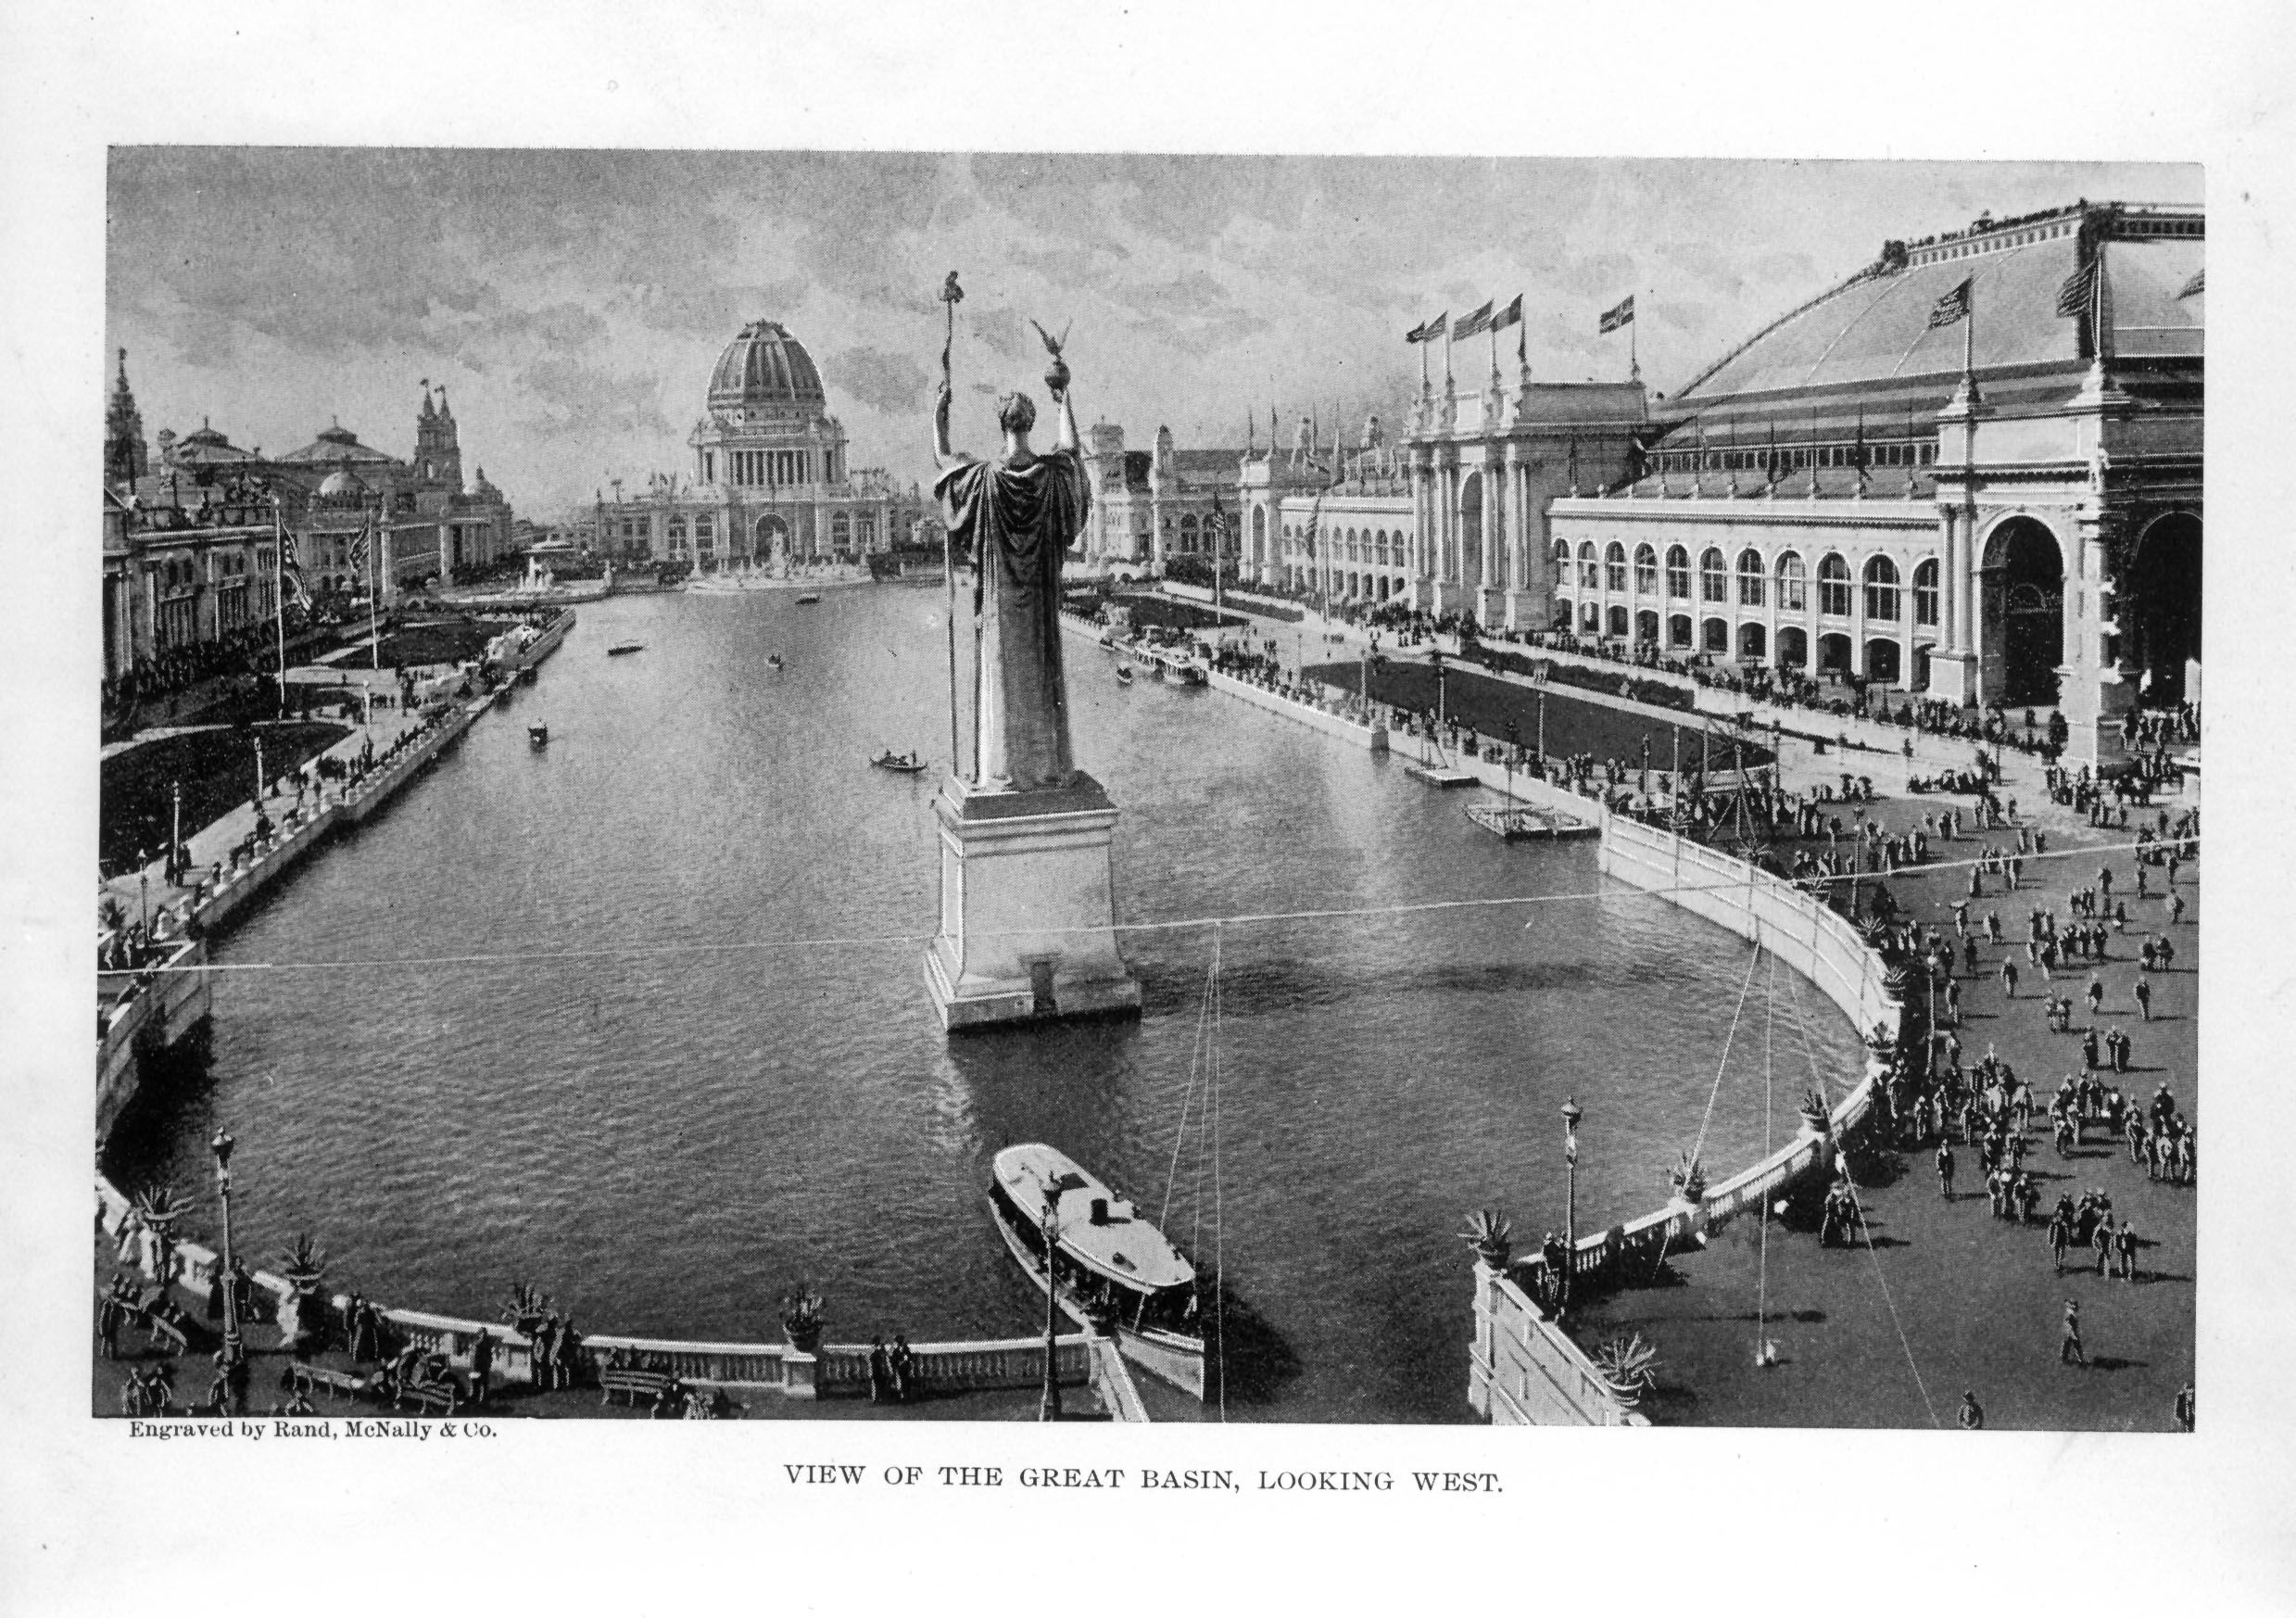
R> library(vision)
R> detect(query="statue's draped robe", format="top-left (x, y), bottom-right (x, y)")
top-left (936, 447), bottom-right (1091, 791)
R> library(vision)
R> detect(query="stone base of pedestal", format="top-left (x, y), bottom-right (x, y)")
top-left (781, 1348), bottom-right (819, 1397)
top-left (1924, 648), bottom-right (1978, 707)
top-left (923, 772), bottom-right (1142, 1033)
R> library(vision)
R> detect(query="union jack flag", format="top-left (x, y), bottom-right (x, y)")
top-left (1599, 295), bottom-right (1635, 334)
top-left (1927, 277), bottom-right (1973, 330)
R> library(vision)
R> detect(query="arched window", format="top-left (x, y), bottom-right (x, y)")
top-left (1864, 555), bottom-right (1901, 621)
top-left (1605, 542), bottom-right (1627, 593)
top-left (1578, 542), bottom-right (1598, 590)
top-left (1700, 548), bottom-right (1727, 603)
top-left (1553, 538), bottom-right (1571, 574)
top-left (1775, 551), bottom-right (1807, 613)
top-left (1581, 600), bottom-right (1600, 633)
top-left (1665, 545), bottom-right (1690, 599)
top-left (1913, 558), bottom-right (1940, 626)
top-left (1736, 548), bottom-right (1765, 607)
top-left (1634, 543), bottom-right (1658, 595)
top-left (1817, 552), bottom-right (1852, 615)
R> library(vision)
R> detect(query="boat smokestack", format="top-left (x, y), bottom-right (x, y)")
top-left (1090, 1196), bottom-right (1109, 1226)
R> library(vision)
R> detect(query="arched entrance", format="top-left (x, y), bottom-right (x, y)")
top-left (755, 513), bottom-right (790, 573)
top-left (1865, 637), bottom-right (1901, 686)
top-left (1457, 470), bottom-right (1483, 588)
top-left (1737, 621), bottom-right (1767, 661)
top-left (1777, 626), bottom-right (1809, 670)
top-left (2126, 512), bottom-right (2201, 703)
top-left (1635, 609), bottom-right (1659, 644)
top-left (1818, 631), bottom-right (1853, 676)
top-left (1981, 517), bottom-right (2064, 706)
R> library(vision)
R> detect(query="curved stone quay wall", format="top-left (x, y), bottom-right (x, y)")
top-left (93, 1173), bottom-right (1146, 1420)
top-left (1470, 816), bottom-right (1900, 1425)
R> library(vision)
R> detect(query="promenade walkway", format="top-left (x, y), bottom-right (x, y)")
top-left (1571, 774), bottom-right (2198, 1428)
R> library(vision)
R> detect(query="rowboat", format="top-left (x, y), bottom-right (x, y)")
top-left (527, 724), bottom-right (549, 748)
top-left (796, 593), bottom-right (823, 605)
top-left (871, 749), bottom-right (927, 773)
top-left (607, 641), bottom-right (644, 656)
top-left (1115, 664), bottom-right (1135, 687)
top-left (988, 1144), bottom-right (1207, 1398)
top-left (764, 653), bottom-right (784, 671)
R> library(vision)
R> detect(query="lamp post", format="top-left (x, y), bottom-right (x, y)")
top-left (254, 735), bottom-right (266, 804)
top-left (211, 1128), bottom-right (244, 1404)
top-left (1038, 1182), bottom-right (1065, 1423)
top-left (1559, 1098), bottom-right (1583, 1320)
top-left (170, 778), bottom-right (183, 883)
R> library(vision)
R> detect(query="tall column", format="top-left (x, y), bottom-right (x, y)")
top-left (1849, 550), bottom-right (1869, 684)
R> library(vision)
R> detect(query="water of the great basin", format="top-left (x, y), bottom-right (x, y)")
top-left (107, 585), bottom-right (1865, 1422)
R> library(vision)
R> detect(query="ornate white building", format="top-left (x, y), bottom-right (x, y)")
top-left (593, 321), bottom-right (924, 568)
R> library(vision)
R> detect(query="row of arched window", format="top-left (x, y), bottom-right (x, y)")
top-left (1280, 523), bottom-right (1409, 569)
top-left (1555, 540), bottom-right (1938, 626)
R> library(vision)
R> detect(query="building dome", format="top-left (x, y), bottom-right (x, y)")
top-left (707, 321), bottom-right (826, 412)
top-left (319, 468), bottom-right (366, 499)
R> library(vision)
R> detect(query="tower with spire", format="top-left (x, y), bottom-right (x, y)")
top-left (105, 348), bottom-right (148, 490)
top-left (413, 381), bottom-right (464, 491)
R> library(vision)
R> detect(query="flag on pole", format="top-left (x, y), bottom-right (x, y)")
top-left (2053, 260), bottom-right (2097, 320)
top-left (1407, 313), bottom-right (1447, 343)
top-left (1452, 301), bottom-right (1494, 341)
top-left (2177, 269), bottom-right (2204, 299)
top-left (280, 528), bottom-right (303, 574)
top-left (347, 515), bottom-right (371, 574)
top-left (1926, 277), bottom-right (1973, 329)
top-left (1489, 294), bottom-right (1523, 333)
top-left (1598, 295), bottom-right (1635, 334)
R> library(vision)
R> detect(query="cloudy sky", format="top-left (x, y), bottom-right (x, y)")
top-left (107, 151), bottom-right (2198, 518)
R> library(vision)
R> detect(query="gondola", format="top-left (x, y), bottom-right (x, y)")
top-left (870, 749), bottom-right (927, 773)
top-left (796, 593), bottom-right (823, 604)
top-left (765, 653), bottom-right (785, 672)
top-left (606, 641), bottom-right (644, 656)
top-left (1115, 664), bottom-right (1135, 687)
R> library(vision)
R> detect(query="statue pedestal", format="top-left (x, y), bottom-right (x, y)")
top-left (924, 772), bottom-right (1142, 1032)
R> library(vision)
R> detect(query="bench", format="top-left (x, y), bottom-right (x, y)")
top-left (599, 1367), bottom-right (675, 1408)
top-left (290, 1363), bottom-right (373, 1402)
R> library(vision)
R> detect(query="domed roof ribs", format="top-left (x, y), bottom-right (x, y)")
top-left (1676, 261), bottom-right (1890, 399)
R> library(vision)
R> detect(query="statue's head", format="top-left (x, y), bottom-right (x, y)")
top-left (996, 391), bottom-right (1038, 436)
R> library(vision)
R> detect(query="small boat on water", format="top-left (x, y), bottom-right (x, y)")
top-left (517, 664), bottom-right (538, 685)
top-left (988, 1144), bottom-right (1207, 1399)
top-left (765, 653), bottom-right (785, 672)
top-left (527, 724), bottom-right (549, 748)
top-left (796, 592), bottom-right (823, 605)
top-left (607, 641), bottom-right (644, 656)
top-left (1115, 664), bottom-right (1135, 687)
top-left (871, 748), bottom-right (927, 773)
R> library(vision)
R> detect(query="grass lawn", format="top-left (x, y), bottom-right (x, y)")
top-left (1304, 659), bottom-right (1772, 772)
top-left (1096, 594), bottom-right (1252, 634)
top-left (101, 721), bottom-right (350, 876)
top-left (370, 617), bottom-right (498, 668)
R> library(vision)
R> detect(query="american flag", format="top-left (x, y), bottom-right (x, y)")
top-left (1926, 277), bottom-right (1973, 330)
top-left (2177, 269), bottom-right (2204, 299)
top-left (1452, 301), bottom-right (1494, 341)
top-left (2054, 260), bottom-right (2096, 320)
top-left (348, 515), bottom-right (371, 574)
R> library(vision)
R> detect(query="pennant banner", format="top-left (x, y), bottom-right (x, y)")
top-left (1489, 294), bottom-right (1523, 333)
top-left (1598, 295), bottom-right (1635, 334)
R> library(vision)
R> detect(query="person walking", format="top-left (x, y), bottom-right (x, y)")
top-left (2134, 977), bottom-right (2152, 1021)
top-left (2092, 1214), bottom-right (2115, 1276)
top-left (1936, 1139), bottom-right (1955, 1199)
top-left (2115, 1220), bottom-right (2139, 1282)
top-left (2086, 973), bottom-right (2104, 1016)
top-left (2000, 959), bottom-right (2019, 1000)
top-left (2048, 1207), bottom-right (2073, 1272)
top-left (1958, 1390), bottom-right (1985, 1430)
top-left (867, 1336), bottom-right (892, 1404)
top-left (2061, 1299), bottom-right (2088, 1367)
top-left (2174, 1384), bottom-right (2195, 1432)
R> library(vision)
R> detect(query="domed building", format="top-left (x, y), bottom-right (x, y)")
top-left (592, 320), bottom-right (925, 569)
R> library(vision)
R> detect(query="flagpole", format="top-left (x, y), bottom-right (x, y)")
top-left (367, 505), bottom-right (379, 675)
top-left (271, 496), bottom-right (287, 714)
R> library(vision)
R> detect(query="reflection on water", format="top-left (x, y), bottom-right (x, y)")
top-left (104, 585), bottom-right (1864, 1422)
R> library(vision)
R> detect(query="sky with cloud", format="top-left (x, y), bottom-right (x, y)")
top-left (107, 150), bottom-right (2198, 518)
